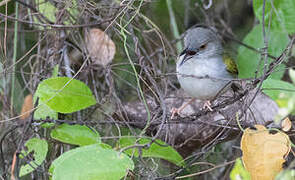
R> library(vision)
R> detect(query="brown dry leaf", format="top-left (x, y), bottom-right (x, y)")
top-left (20, 94), bottom-right (33, 120)
top-left (241, 125), bottom-right (291, 180)
top-left (281, 117), bottom-right (292, 132)
top-left (85, 28), bottom-right (115, 67)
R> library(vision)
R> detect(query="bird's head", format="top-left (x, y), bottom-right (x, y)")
top-left (179, 27), bottom-right (223, 66)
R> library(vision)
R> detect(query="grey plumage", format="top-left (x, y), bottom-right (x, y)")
top-left (177, 27), bottom-right (233, 100)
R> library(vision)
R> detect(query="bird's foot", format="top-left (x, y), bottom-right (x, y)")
top-left (202, 101), bottom-right (213, 111)
top-left (170, 98), bottom-right (196, 119)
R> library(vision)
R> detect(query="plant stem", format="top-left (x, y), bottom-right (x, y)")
top-left (166, 0), bottom-right (182, 54)
top-left (11, 2), bottom-right (19, 113)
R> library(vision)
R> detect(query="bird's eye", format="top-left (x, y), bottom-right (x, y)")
top-left (186, 50), bottom-right (196, 56)
top-left (199, 44), bottom-right (207, 50)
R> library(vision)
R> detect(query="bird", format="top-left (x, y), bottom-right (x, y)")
top-left (171, 26), bottom-right (238, 118)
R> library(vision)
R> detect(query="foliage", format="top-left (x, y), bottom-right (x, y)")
top-left (119, 137), bottom-right (184, 166)
top-left (33, 0), bottom-right (79, 27)
top-left (49, 144), bottom-right (134, 180)
top-left (237, 0), bottom-right (295, 115)
top-left (19, 138), bottom-right (48, 177)
top-left (253, 0), bottom-right (295, 34)
top-left (230, 158), bottom-right (251, 180)
top-left (35, 77), bottom-right (96, 113)
top-left (237, 25), bottom-right (288, 79)
top-left (235, 0), bottom-right (295, 178)
top-left (275, 169), bottom-right (295, 180)
top-left (275, 69), bottom-right (295, 122)
top-left (51, 124), bottom-right (101, 146)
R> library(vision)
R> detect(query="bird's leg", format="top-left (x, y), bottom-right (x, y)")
top-left (202, 100), bottom-right (213, 111)
top-left (171, 98), bottom-right (196, 119)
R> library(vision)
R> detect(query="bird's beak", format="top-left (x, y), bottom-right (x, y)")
top-left (179, 48), bottom-right (191, 66)
top-left (180, 48), bottom-right (187, 56)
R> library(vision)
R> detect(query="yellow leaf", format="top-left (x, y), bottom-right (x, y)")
top-left (85, 28), bottom-right (116, 67)
top-left (241, 125), bottom-right (291, 180)
top-left (20, 94), bottom-right (33, 120)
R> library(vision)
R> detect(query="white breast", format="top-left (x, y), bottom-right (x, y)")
top-left (176, 55), bottom-right (233, 100)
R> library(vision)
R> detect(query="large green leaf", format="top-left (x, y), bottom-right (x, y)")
top-left (34, 65), bottom-right (59, 120)
top-left (19, 138), bottom-right (48, 177)
top-left (119, 137), bottom-right (184, 166)
top-left (34, 99), bottom-right (58, 120)
top-left (50, 144), bottom-right (134, 180)
top-left (253, 0), bottom-right (295, 33)
top-left (237, 25), bottom-right (288, 79)
top-left (262, 78), bottom-right (295, 101)
top-left (51, 124), bottom-right (101, 146)
top-left (35, 77), bottom-right (96, 113)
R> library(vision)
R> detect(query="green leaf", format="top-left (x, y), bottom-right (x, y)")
top-left (34, 0), bottom-right (79, 26)
top-left (253, 0), bottom-right (295, 34)
top-left (230, 158), bottom-right (251, 180)
top-left (34, 99), bottom-right (58, 120)
top-left (33, 66), bottom-right (59, 120)
top-left (35, 77), bottom-right (96, 113)
top-left (50, 144), bottom-right (134, 180)
top-left (237, 25), bottom-right (288, 79)
top-left (19, 138), bottom-right (48, 177)
top-left (41, 122), bottom-right (55, 128)
top-left (99, 143), bottom-right (113, 149)
top-left (276, 169), bottom-right (295, 180)
top-left (51, 124), bottom-right (101, 146)
top-left (119, 137), bottom-right (184, 166)
top-left (289, 68), bottom-right (295, 84)
top-left (36, 0), bottom-right (56, 22)
top-left (262, 79), bottom-right (295, 101)
top-left (272, 71), bottom-right (295, 122)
